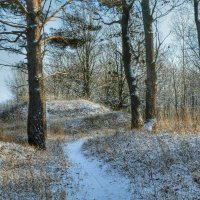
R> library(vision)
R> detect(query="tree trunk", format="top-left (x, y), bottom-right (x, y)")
top-left (141, 0), bottom-right (157, 128)
top-left (26, 0), bottom-right (46, 149)
top-left (172, 68), bottom-right (179, 119)
top-left (121, 1), bottom-right (143, 129)
top-left (83, 48), bottom-right (91, 99)
top-left (194, 0), bottom-right (200, 56)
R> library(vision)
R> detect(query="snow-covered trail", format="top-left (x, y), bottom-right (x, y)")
top-left (62, 139), bottom-right (132, 200)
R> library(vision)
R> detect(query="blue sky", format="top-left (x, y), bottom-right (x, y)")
top-left (0, 4), bottom-right (61, 103)
top-left (0, 67), bottom-right (13, 102)
top-left (0, 52), bottom-right (15, 103)
top-left (0, 3), bottom-right (173, 104)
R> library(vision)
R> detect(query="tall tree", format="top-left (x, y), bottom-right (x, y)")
top-left (121, 0), bottom-right (143, 128)
top-left (194, 0), bottom-right (200, 55)
top-left (0, 0), bottom-right (73, 149)
top-left (98, 0), bottom-right (143, 128)
top-left (26, 0), bottom-right (46, 149)
top-left (141, 0), bottom-right (157, 130)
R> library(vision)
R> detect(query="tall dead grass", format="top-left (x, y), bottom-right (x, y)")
top-left (157, 111), bottom-right (200, 133)
top-left (0, 103), bottom-right (69, 199)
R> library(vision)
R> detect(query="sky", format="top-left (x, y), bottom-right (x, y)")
top-left (0, 2), bottom-right (61, 104)
top-left (0, 52), bottom-right (17, 103)
top-left (0, 51), bottom-right (26, 103)
top-left (0, 68), bottom-right (13, 102)
top-left (0, 2), bottom-right (175, 104)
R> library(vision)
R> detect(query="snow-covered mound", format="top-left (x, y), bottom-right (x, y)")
top-left (0, 100), bottom-right (110, 121)
top-left (47, 100), bottom-right (110, 119)
top-left (0, 99), bottom-right (130, 134)
top-left (64, 112), bottom-right (131, 134)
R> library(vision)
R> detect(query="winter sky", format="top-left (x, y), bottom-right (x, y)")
top-left (0, 7), bottom-right (174, 103)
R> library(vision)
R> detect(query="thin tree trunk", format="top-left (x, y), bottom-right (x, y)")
top-left (141, 0), bottom-right (157, 128)
top-left (121, 1), bottom-right (143, 129)
top-left (194, 0), bottom-right (200, 56)
top-left (26, 0), bottom-right (46, 149)
top-left (172, 68), bottom-right (179, 119)
top-left (84, 48), bottom-right (91, 98)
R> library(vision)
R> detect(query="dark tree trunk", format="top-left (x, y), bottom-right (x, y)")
top-left (26, 0), bottom-right (46, 149)
top-left (83, 50), bottom-right (91, 99)
top-left (194, 0), bottom-right (200, 56)
top-left (141, 0), bottom-right (157, 125)
top-left (121, 1), bottom-right (143, 129)
top-left (172, 68), bottom-right (179, 119)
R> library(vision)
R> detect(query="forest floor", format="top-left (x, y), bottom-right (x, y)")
top-left (0, 99), bottom-right (200, 199)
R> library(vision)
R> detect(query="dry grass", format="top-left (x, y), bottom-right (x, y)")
top-left (0, 139), bottom-right (69, 199)
top-left (0, 116), bottom-right (69, 199)
top-left (0, 139), bottom-right (68, 199)
top-left (157, 112), bottom-right (200, 134)
top-left (83, 131), bottom-right (200, 199)
top-left (64, 112), bottom-right (131, 134)
top-left (0, 99), bottom-right (199, 199)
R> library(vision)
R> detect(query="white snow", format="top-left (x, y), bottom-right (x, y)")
top-left (0, 140), bottom-right (68, 199)
top-left (63, 139), bottom-right (132, 200)
top-left (2, 99), bottom-right (200, 199)
top-left (144, 118), bottom-right (156, 132)
top-left (0, 100), bottom-right (110, 121)
top-left (84, 132), bottom-right (200, 199)
top-left (47, 100), bottom-right (110, 119)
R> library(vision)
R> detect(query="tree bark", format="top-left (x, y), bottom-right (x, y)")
top-left (121, 1), bottom-right (143, 129)
top-left (141, 0), bottom-right (157, 125)
top-left (26, 0), bottom-right (46, 149)
top-left (194, 0), bottom-right (200, 56)
top-left (83, 45), bottom-right (91, 99)
top-left (172, 68), bottom-right (179, 119)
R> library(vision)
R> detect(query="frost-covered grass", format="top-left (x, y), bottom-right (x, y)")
top-left (0, 99), bottom-right (113, 199)
top-left (47, 99), bottom-right (110, 119)
top-left (0, 99), bottom-right (110, 122)
top-left (1, 99), bottom-right (199, 199)
top-left (0, 138), bottom-right (68, 199)
top-left (0, 103), bottom-right (70, 199)
top-left (64, 111), bottom-right (131, 134)
top-left (83, 131), bottom-right (200, 200)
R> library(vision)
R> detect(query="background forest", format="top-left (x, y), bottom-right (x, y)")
top-left (0, 0), bottom-right (200, 146)
top-left (0, 1), bottom-right (200, 199)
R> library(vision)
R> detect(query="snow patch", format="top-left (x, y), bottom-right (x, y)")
top-left (144, 118), bottom-right (156, 132)
top-left (63, 139), bottom-right (131, 200)
top-left (0, 100), bottom-right (110, 122)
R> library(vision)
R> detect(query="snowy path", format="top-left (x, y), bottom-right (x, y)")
top-left (62, 139), bottom-right (132, 200)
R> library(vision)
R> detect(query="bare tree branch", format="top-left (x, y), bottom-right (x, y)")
top-left (43, 71), bottom-right (68, 80)
top-left (44, 0), bottom-right (73, 25)
top-left (12, 0), bottom-right (28, 15)
top-left (0, 19), bottom-right (26, 29)
top-left (0, 31), bottom-right (25, 35)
